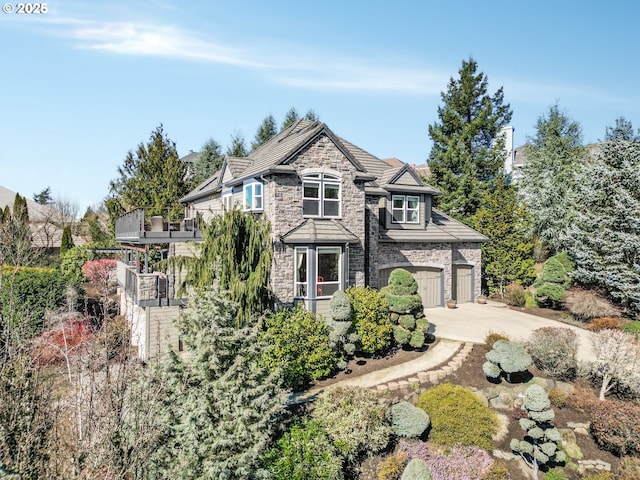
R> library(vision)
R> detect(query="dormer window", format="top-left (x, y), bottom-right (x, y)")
top-left (243, 180), bottom-right (263, 212)
top-left (302, 173), bottom-right (340, 218)
top-left (391, 195), bottom-right (419, 224)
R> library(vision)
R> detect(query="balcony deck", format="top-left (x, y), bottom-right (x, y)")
top-left (115, 208), bottom-right (202, 245)
top-left (117, 261), bottom-right (185, 307)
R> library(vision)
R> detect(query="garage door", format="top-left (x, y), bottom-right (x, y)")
top-left (453, 265), bottom-right (474, 303)
top-left (379, 266), bottom-right (443, 308)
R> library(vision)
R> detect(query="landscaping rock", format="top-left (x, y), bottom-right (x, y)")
top-left (567, 421), bottom-right (590, 430)
top-left (528, 377), bottom-right (554, 389)
top-left (489, 391), bottom-right (514, 410)
top-left (574, 427), bottom-right (589, 436)
top-left (492, 449), bottom-right (516, 461)
top-left (554, 380), bottom-right (576, 395)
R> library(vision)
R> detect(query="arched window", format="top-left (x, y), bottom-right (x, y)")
top-left (302, 173), bottom-right (341, 218)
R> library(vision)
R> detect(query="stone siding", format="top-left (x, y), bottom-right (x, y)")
top-left (365, 195), bottom-right (380, 287)
top-left (267, 134), bottom-right (366, 304)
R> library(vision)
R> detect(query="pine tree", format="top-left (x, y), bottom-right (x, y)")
top-left (281, 107), bottom-right (299, 130)
top-left (226, 131), bottom-right (248, 157)
top-left (427, 57), bottom-right (512, 219)
top-left (519, 104), bottom-right (587, 253)
top-left (192, 138), bottom-right (224, 185)
top-left (153, 289), bottom-right (285, 479)
top-left (175, 208), bottom-right (274, 326)
top-left (59, 225), bottom-right (74, 257)
top-left (32, 187), bottom-right (52, 205)
top-left (566, 138), bottom-right (640, 309)
top-left (251, 115), bottom-right (277, 150)
top-left (604, 116), bottom-right (640, 142)
top-left (473, 174), bottom-right (536, 295)
top-left (108, 125), bottom-right (189, 220)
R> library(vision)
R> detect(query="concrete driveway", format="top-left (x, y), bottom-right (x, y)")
top-left (427, 301), bottom-right (596, 362)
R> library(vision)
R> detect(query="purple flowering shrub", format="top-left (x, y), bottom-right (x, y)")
top-left (398, 440), bottom-right (494, 480)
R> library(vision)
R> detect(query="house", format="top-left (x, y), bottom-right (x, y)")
top-left (115, 120), bottom-right (488, 359)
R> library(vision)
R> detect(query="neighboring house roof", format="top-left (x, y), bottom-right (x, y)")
top-left (281, 219), bottom-right (359, 244)
top-left (380, 209), bottom-right (489, 244)
top-left (383, 158), bottom-right (404, 167)
top-left (180, 169), bottom-right (223, 203)
top-left (0, 185), bottom-right (55, 222)
top-left (179, 150), bottom-right (200, 165)
top-left (30, 222), bottom-right (85, 248)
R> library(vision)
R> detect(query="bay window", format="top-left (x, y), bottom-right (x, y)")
top-left (293, 245), bottom-right (343, 299)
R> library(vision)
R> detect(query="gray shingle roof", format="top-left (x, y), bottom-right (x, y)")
top-left (379, 209), bottom-right (489, 243)
top-left (281, 219), bottom-right (359, 244)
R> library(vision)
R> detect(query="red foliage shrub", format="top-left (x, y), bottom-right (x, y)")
top-left (588, 317), bottom-right (621, 331)
top-left (32, 319), bottom-right (92, 365)
top-left (590, 399), bottom-right (640, 456)
top-left (512, 408), bottom-right (529, 420)
top-left (83, 259), bottom-right (117, 284)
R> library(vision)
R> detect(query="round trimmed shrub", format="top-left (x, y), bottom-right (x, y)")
top-left (329, 290), bottom-right (352, 321)
top-left (482, 361), bottom-right (502, 379)
top-left (399, 314), bottom-right (416, 330)
top-left (485, 340), bottom-right (532, 382)
top-left (401, 458), bottom-right (431, 480)
top-left (384, 268), bottom-right (418, 295)
top-left (535, 283), bottom-right (566, 307)
top-left (385, 294), bottom-right (423, 315)
top-left (541, 257), bottom-right (569, 285)
top-left (409, 329), bottom-right (425, 349)
top-left (391, 402), bottom-right (430, 438)
top-left (313, 386), bottom-right (392, 462)
top-left (416, 383), bottom-right (498, 450)
top-left (394, 325), bottom-right (411, 344)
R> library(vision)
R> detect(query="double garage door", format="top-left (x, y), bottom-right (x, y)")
top-left (379, 266), bottom-right (443, 308)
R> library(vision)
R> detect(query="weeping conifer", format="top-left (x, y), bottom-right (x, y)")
top-left (176, 208), bottom-right (274, 327)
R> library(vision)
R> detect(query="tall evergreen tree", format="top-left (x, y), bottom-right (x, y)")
top-left (304, 109), bottom-right (319, 122)
top-left (604, 116), bottom-right (640, 142)
top-left (108, 125), bottom-right (188, 222)
top-left (473, 174), bottom-right (536, 295)
top-left (251, 115), bottom-right (278, 150)
top-left (281, 107), bottom-right (300, 130)
top-left (153, 289), bottom-right (285, 479)
top-left (427, 57), bottom-right (512, 219)
top-left (192, 138), bottom-right (224, 186)
top-left (519, 104), bottom-right (587, 253)
top-left (0, 194), bottom-right (33, 266)
top-left (59, 225), bottom-right (74, 257)
top-left (566, 138), bottom-right (640, 309)
top-left (226, 131), bottom-right (248, 157)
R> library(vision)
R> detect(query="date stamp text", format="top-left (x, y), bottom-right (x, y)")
top-left (2, 3), bottom-right (48, 14)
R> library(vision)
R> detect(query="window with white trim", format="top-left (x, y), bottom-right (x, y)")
top-left (222, 194), bottom-right (233, 211)
top-left (391, 195), bottom-right (420, 224)
top-left (243, 180), bottom-right (263, 211)
top-left (302, 173), bottom-right (340, 217)
top-left (317, 247), bottom-right (341, 297)
top-left (294, 247), bottom-right (308, 298)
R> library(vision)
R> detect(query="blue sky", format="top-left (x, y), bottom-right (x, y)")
top-left (1, 0), bottom-right (639, 212)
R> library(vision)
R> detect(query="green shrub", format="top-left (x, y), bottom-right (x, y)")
top-left (544, 467), bottom-right (568, 480)
top-left (391, 401), bottom-right (430, 438)
top-left (541, 257), bottom-right (570, 286)
top-left (580, 471), bottom-right (614, 480)
top-left (484, 340), bottom-right (533, 382)
top-left (385, 294), bottom-right (423, 315)
top-left (313, 386), bottom-right (392, 462)
top-left (552, 252), bottom-right (574, 273)
top-left (399, 314), bottom-right (416, 330)
top-left (262, 306), bottom-right (338, 390)
top-left (347, 286), bottom-right (393, 355)
top-left (590, 399), bottom-right (640, 456)
top-left (535, 282), bottom-right (566, 307)
top-left (622, 320), bottom-right (640, 336)
top-left (377, 453), bottom-right (408, 480)
top-left (384, 268), bottom-right (418, 295)
top-left (59, 243), bottom-right (97, 281)
top-left (264, 420), bottom-right (344, 480)
top-left (409, 329), bottom-right (425, 349)
top-left (329, 290), bottom-right (352, 321)
top-left (526, 327), bottom-right (578, 380)
top-left (481, 460), bottom-right (509, 480)
top-left (547, 388), bottom-right (568, 408)
top-left (401, 459), bottom-right (431, 480)
top-left (524, 291), bottom-right (538, 308)
top-left (505, 282), bottom-right (526, 307)
top-left (416, 383), bottom-right (497, 450)
top-left (0, 268), bottom-right (72, 337)
top-left (394, 325), bottom-right (411, 344)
